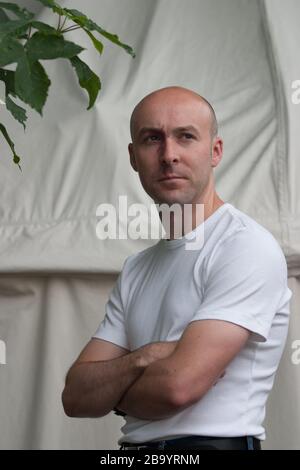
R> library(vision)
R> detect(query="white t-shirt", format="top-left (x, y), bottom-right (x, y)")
top-left (93, 203), bottom-right (292, 443)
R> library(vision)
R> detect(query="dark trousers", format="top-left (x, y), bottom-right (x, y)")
top-left (120, 435), bottom-right (261, 450)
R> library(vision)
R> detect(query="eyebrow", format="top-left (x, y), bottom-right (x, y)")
top-left (137, 125), bottom-right (200, 138)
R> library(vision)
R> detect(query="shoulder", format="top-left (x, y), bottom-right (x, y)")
top-left (208, 204), bottom-right (287, 272)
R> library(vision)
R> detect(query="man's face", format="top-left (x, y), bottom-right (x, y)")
top-left (128, 91), bottom-right (223, 206)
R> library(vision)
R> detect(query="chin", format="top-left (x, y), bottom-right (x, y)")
top-left (154, 194), bottom-right (191, 206)
top-left (149, 186), bottom-right (196, 206)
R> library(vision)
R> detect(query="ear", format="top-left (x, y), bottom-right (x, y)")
top-left (211, 137), bottom-right (223, 168)
top-left (128, 143), bottom-right (138, 172)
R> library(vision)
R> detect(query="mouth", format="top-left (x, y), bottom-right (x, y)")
top-left (158, 176), bottom-right (186, 182)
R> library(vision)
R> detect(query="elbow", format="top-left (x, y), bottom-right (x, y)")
top-left (62, 383), bottom-right (86, 418)
top-left (62, 386), bottom-right (78, 417)
top-left (169, 378), bottom-right (203, 410)
top-left (61, 385), bottom-right (109, 419)
top-left (170, 387), bottom-right (189, 410)
top-left (167, 379), bottom-right (190, 411)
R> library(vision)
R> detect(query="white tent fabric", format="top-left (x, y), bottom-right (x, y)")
top-left (0, 0), bottom-right (299, 449)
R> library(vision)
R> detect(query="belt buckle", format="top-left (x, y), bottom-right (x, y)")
top-left (123, 444), bottom-right (148, 450)
top-left (122, 440), bottom-right (166, 450)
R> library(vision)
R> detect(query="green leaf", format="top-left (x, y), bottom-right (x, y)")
top-left (70, 55), bottom-right (101, 110)
top-left (0, 7), bottom-right (10, 23)
top-left (32, 2), bottom-right (135, 57)
top-left (0, 2), bottom-right (34, 20)
top-left (0, 122), bottom-right (21, 170)
top-left (63, 8), bottom-right (85, 21)
top-left (0, 18), bottom-right (31, 37)
top-left (0, 68), bottom-right (16, 96)
top-left (34, 0), bottom-right (55, 5)
top-left (0, 67), bottom-right (27, 127)
top-left (31, 21), bottom-right (59, 35)
top-left (64, 8), bottom-right (136, 58)
top-left (15, 55), bottom-right (51, 114)
top-left (83, 29), bottom-right (103, 55)
top-left (33, 0), bottom-right (65, 16)
top-left (0, 35), bottom-right (24, 67)
top-left (26, 31), bottom-right (84, 61)
top-left (5, 94), bottom-right (27, 129)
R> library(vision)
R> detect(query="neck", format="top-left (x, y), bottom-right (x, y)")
top-left (160, 193), bottom-right (224, 240)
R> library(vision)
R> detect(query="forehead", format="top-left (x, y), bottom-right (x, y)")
top-left (132, 95), bottom-right (211, 135)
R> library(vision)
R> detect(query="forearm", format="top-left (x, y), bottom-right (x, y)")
top-left (116, 358), bottom-right (185, 420)
top-left (62, 350), bottom-right (146, 418)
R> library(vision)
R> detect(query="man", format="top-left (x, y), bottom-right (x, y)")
top-left (62, 86), bottom-right (292, 451)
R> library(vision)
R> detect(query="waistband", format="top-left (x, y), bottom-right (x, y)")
top-left (120, 435), bottom-right (261, 450)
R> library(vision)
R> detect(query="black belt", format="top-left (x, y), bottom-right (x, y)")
top-left (120, 435), bottom-right (261, 450)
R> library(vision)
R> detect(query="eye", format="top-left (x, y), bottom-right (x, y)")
top-left (144, 135), bottom-right (161, 142)
top-left (181, 133), bottom-right (194, 139)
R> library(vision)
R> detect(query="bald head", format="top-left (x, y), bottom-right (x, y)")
top-left (130, 86), bottom-right (218, 141)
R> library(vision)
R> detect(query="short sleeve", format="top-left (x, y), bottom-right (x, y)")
top-left (92, 259), bottom-right (129, 350)
top-left (192, 228), bottom-right (291, 342)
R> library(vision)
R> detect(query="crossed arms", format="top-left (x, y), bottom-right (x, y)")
top-left (62, 319), bottom-right (250, 420)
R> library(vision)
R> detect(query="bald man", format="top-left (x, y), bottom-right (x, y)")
top-left (128, 86), bottom-right (224, 237)
top-left (62, 86), bottom-right (292, 451)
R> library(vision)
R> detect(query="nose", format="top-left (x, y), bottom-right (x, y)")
top-left (159, 137), bottom-right (179, 166)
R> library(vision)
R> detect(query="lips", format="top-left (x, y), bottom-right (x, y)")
top-left (158, 175), bottom-right (185, 181)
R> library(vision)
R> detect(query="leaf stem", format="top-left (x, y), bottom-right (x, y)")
top-left (61, 25), bottom-right (81, 33)
top-left (60, 16), bottom-right (67, 31)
